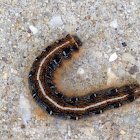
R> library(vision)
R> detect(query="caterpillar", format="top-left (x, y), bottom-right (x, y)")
top-left (28, 34), bottom-right (140, 120)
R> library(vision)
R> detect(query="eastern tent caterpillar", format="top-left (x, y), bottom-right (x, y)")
top-left (29, 34), bottom-right (140, 120)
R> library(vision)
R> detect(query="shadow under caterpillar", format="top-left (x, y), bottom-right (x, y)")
top-left (29, 34), bottom-right (140, 120)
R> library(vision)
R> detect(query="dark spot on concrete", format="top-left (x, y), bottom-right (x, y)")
top-left (129, 65), bottom-right (139, 74)
top-left (21, 124), bottom-right (26, 129)
top-left (122, 42), bottom-right (127, 47)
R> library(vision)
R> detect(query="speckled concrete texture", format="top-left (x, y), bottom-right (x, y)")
top-left (0, 0), bottom-right (140, 140)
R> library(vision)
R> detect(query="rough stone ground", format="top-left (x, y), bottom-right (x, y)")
top-left (0, 0), bottom-right (140, 140)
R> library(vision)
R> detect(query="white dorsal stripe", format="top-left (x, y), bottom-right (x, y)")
top-left (134, 89), bottom-right (140, 93)
top-left (37, 41), bottom-right (129, 111)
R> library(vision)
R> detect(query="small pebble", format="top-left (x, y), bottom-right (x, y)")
top-left (109, 52), bottom-right (118, 62)
top-left (8, 41), bottom-right (12, 46)
top-left (98, 33), bottom-right (105, 39)
top-left (49, 14), bottom-right (63, 28)
top-left (19, 94), bottom-right (32, 125)
top-left (13, 48), bottom-right (17, 52)
top-left (14, 22), bottom-right (19, 27)
top-left (77, 68), bottom-right (85, 75)
top-left (41, 20), bottom-right (45, 24)
top-left (27, 29), bottom-right (31, 33)
top-left (131, 74), bottom-right (136, 79)
top-left (21, 124), bottom-right (26, 129)
top-left (91, 20), bottom-right (96, 25)
top-left (104, 53), bottom-right (109, 58)
top-left (67, 126), bottom-right (72, 136)
top-left (128, 65), bottom-right (139, 75)
top-left (29, 25), bottom-right (38, 34)
top-left (122, 53), bottom-right (136, 64)
top-left (95, 52), bottom-right (103, 58)
top-left (3, 73), bottom-right (8, 79)
top-left (113, 65), bottom-right (118, 69)
top-left (34, 9), bottom-right (38, 15)
top-left (2, 107), bottom-right (7, 111)
top-left (119, 130), bottom-right (126, 135)
top-left (11, 68), bottom-right (18, 74)
top-left (122, 42), bottom-right (127, 47)
top-left (110, 19), bottom-right (118, 29)
top-left (2, 57), bottom-right (8, 63)
top-left (11, 117), bottom-right (17, 123)
top-left (27, 33), bottom-right (31, 37)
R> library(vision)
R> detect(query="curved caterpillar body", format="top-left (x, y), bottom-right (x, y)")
top-left (29, 34), bottom-right (140, 120)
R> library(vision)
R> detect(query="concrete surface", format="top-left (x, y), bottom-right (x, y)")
top-left (0, 0), bottom-right (140, 140)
